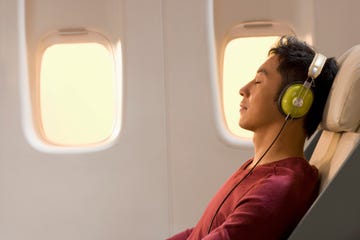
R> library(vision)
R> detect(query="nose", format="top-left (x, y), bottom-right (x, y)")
top-left (239, 81), bottom-right (250, 97)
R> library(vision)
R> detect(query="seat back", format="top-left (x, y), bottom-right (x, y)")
top-left (289, 45), bottom-right (360, 239)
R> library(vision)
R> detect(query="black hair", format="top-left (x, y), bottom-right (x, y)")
top-left (269, 35), bottom-right (339, 138)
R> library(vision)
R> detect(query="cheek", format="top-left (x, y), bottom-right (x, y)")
top-left (255, 90), bottom-right (277, 106)
top-left (257, 93), bottom-right (282, 116)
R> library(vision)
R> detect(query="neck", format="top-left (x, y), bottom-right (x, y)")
top-left (250, 119), bottom-right (306, 168)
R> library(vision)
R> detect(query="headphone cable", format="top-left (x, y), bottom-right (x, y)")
top-left (207, 118), bottom-right (289, 234)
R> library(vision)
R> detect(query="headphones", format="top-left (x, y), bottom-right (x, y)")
top-left (278, 53), bottom-right (327, 119)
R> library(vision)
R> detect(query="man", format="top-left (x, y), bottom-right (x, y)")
top-left (167, 35), bottom-right (338, 240)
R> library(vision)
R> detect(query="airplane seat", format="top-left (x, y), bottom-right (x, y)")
top-left (289, 44), bottom-right (360, 239)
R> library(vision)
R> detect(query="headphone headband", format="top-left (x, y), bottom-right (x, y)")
top-left (308, 53), bottom-right (327, 79)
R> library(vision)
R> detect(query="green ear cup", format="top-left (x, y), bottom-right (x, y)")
top-left (279, 83), bottom-right (314, 118)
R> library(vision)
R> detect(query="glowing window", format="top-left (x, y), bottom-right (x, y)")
top-left (223, 36), bottom-right (280, 139)
top-left (36, 30), bottom-right (121, 149)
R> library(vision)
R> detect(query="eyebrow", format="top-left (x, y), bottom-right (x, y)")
top-left (257, 67), bottom-right (268, 76)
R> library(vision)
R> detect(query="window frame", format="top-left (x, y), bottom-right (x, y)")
top-left (30, 28), bottom-right (123, 153)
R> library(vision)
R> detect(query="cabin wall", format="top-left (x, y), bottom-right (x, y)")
top-left (0, 0), bottom-right (359, 239)
top-left (2, 0), bottom-right (170, 239)
top-left (314, 0), bottom-right (360, 56)
top-left (163, 0), bottom-right (252, 233)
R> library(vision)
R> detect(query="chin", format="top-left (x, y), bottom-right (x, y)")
top-left (239, 120), bottom-right (255, 132)
top-left (238, 121), bottom-right (249, 130)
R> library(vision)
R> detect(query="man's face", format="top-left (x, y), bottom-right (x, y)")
top-left (238, 54), bottom-right (285, 132)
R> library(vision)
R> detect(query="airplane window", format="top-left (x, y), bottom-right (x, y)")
top-left (38, 38), bottom-right (121, 148)
top-left (223, 36), bottom-right (279, 139)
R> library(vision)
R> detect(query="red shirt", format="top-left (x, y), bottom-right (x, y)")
top-left (167, 157), bottom-right (319, 240)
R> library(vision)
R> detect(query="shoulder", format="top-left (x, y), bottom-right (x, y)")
top-left (270, 157), bottom-right (319, 185)
top-left (248, 157), bottom-right (319, 200)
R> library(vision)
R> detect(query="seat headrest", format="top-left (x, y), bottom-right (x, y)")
top-left (322, 45), bottom-right (360, 133)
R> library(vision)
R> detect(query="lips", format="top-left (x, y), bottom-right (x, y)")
top-left (240, 103), bottom-right (248, 112)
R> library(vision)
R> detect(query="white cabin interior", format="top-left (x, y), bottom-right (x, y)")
top-left (0, 0), bottom-right (359, 239)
